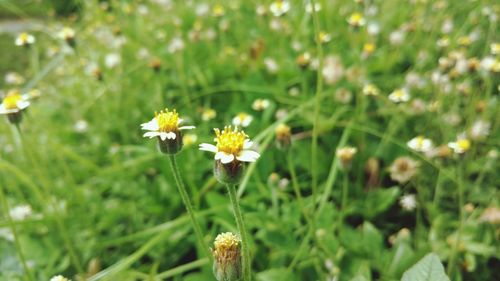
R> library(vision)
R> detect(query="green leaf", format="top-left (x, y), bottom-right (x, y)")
top-left (401, 253), bottom-right (450, 281)
top-left (361, 187), bottom-right (401, 219)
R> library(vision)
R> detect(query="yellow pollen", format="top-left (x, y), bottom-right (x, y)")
top-left (214, 232), bottom-right (240, 251)
top-left (3, 92), bottom-right (22, 110)
top-left (19, 33), bottom-right (29, 42)
top-left (457, 139), bottom-right (471, 151)
top-left (155, 108), bottom-right (179, 132)
top-left (349, 13), bottom-right (364, 25)
top-left (214, 126), bottom-right (247, 155)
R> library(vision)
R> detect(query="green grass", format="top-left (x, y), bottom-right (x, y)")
top-left (0, 0), bottom-right (499, 281)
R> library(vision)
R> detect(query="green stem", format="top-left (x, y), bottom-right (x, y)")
top-left (287, 152), bottom-right (311, 225)
top-left (447, 161), bottom-right (465, 277)
top-left (0, 186), bottom-right (34, 281)
top-left (226, 184), bottom-right (251, 281)
top-left (167, 155), bottom-right (210, 259)
top-left (338, 172), bottom-right (349, 230)
top-left (310, 0), bottom-right (324, 205)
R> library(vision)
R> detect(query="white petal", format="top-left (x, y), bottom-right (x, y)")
top-left (160, 132), bottom-right (168, 141)
top-left (166, 132), bottom-right (177, 139)
top-left (215, 151), bottom-right (226, 160)
top-left (243, 139), bottom-right (253, 149)
top-left (177, 118), bottom-right (183, 124)
top-left (236, 150), bottom-right (260, 162)
top-left (199, 143), bottom-right (218, 152)
top-left (179, 125), bottom-right (195, 130)
top-left (143, 131), bottom-right (160, 138)
top-left (220, 153), bottom-right (235, 164)
top-left (16, 101), bottom-right (30, 110)
top-left (141, 118), bottom-right (159, 131)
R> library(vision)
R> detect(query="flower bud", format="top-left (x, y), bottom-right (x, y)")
top-left (157, 131), bottom-right (183, 155)
top-left (336, 146), bottom-right (357, 170)
top-left (275, 123), bottom-right (291, 150)
top-left (214, 160), bottom-right (245, 185)
top-left (212, 232), bottom-right (242, 281)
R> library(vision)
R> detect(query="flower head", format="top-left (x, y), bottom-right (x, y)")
top-left (275, 123), bottom-right (292, 150)
top-left (212, 232), bottom-right (241, 281)
top-left (389, 157), bottom-right (419, 184)
top-left (200, 126), bottom-right (260, 164)
top-left (448, 137), bottom-right (471, 154)
top-left (15, 32), bottom-right (35, 46)
top-left (388, 88), bottom-right (410, 103)
top-left (141, 108), bottom-right (195, 154)
top-left (407, 136), bottom-right (433, 152)
top-left (347, 12), bottom-right (366, 28)
top-left (336, 146), bottom-right (357, 170)
top-left (252, 99), bottom-right (270, 111)
top-left (58, 27), bottom-right (76, 45)
top-left (399, 194), bottom-right (417, 211)
top-left (0, 89), bottom-right (30, 115)
top-left (232, 112), bottom-right (253, 127)
top-left (269, 1), bottom-right (290, 17)
top-left (363, 84), bottom-right (380, 96)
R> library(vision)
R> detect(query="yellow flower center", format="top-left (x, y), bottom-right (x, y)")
top-left (155, 109), bottom-right (179, 132)
top-left (3, 93), bottom-right (22, 110)
top-left (19, 32), bottom-right (29, 42)
top-left (214, 126), bottom-right (247, 155)
top-left (349, 13), bottom-right (364, 25)
top-left (214, 232), bottom-right (240, 252)
top-left (457, 139), bottom-right (471, 151)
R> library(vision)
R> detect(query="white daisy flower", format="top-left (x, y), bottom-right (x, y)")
top-left (448, 137), bottom-right (471, 154)
top-left (199, 126), bottom-right (260, 164)
top-left (407, 136), bottom-right (433, 152)
top-left (388, 88), bottom-right (410, 103)
top-left (141, 108), bottom-right (195, 141)
top-left (0, 90), bottom-right (30, 115)
top-left (269, 1), bottom-right (290, 17)
top-left (15, 32), bottom-right (35, 46)
top-left (232, 112), bottom-right (253, 127)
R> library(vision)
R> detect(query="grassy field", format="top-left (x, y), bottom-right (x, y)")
top-left (0, 0), bottom-right (498, 281)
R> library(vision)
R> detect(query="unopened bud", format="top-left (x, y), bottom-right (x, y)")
top-left (275, 123), bottom-right (292, 150)
top-left (214, 160), bottom-right (245, 185)
top-left (212, 232), bottom-right (242, 281)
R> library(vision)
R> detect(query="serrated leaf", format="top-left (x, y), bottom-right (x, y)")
top-left (401, 253), bottom-right (450, 281)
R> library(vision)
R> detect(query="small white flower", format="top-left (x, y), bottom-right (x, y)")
top-left (74, 119), bottom-right (89, 133)
top-left (389, 30), bottom-right (405, 45)
top-left (264, 57), bottom-right (279, 74)
top-left (58, 27), bottom-right (76, 41)
top-left (232, 112), bottom-right (253, 127)
top-left (469, 120), bottom-right (490, 140)
top-left (199, 126), bottom-right (260, 164)
top-left (9, 204), bottom-right (32, 221)
top-left (305, 2), bottom-right (321, 13)
top-left (5, 72), bottom-right (25, 85)
top-left (388, 88), bottom-right (410, 103)
top-left (168, 37), bottom-right (185, 53)
top-left (0, 90), bottom-right (30, 115)
top-left (448, 137), bottom-right (471, 154)
top-left (105, 53), bottom-right (121, 69)
top-left (269, 1), bottom-right (290, 17)
top-left (141, 109), bottom-right (195, 141)
top-left (407, 136), bottom-right (433, 152)
top-left (399, 194), bottom-right (417, 211)
top-left (252, 99), bottom-right (270, 111)
top-left (15, 32), bottom-right (35, 46)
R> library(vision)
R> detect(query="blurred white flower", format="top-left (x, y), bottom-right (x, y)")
top-left (389, 30), bottom-right (405, 45)
top-left (388, 88), bottom-right (410, 103)
top-left (264, 57), bottom-right (279, 74)
top-left (407, 136), bottom-right (433, 152)
top-left (448, 137), bottom-right (471, 154)
top-left (232, 112), bottom-right (253, 127)
top-left (168, 37), bottom-right (185, 53)
top-left (50, 276), bottom-right (70, 281)
top-left (367, 22), bottom-right (380, 35)
top-left (269, 1), bottom-right (290, 17)
top-left (399, 194), bottom-right (417, 211)
top-left (5, 72), bottom-right (25, 85)
top-left (74, 119), bottom-right (89, 134)
top-left (390, 157), bottom-right (419, 184)
top-left (322, 56), bottom-right (344, 85)
top-left (252, 99), bottom-right (270, 111)
top-left (469, 120), bottom-right (491, 140)
top-left (15, 32), bottom-right (35, 46)
top-left (105, 53), bottom-right (121, 69)
top-left (9, 204), bottom-right (32, 221)
top-left (305, 2), bottom-right (321, 13)
top-left (441, 19), bottom-right (454, 33)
